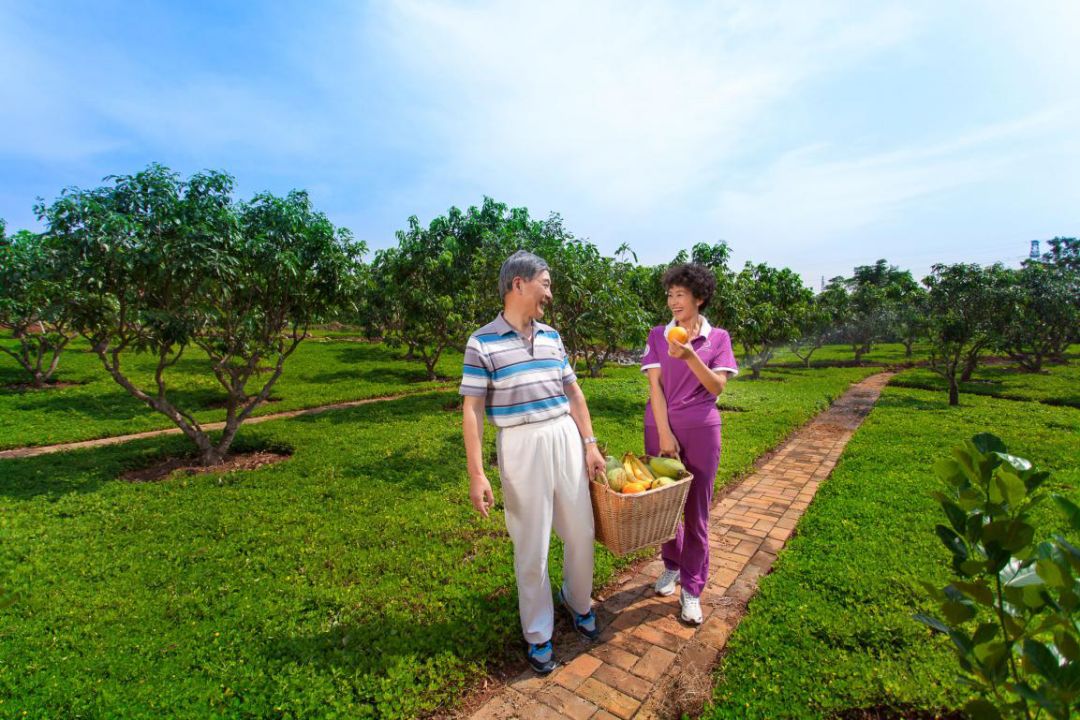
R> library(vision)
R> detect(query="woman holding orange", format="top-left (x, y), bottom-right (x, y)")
top-left (640, 263), bottom-right (738, 624)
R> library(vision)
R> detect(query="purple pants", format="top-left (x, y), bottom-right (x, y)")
top-left (644, 424), bottom-right (721, 597)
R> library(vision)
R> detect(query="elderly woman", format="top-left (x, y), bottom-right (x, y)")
top-left (640, 263), bottom-right (738, 624)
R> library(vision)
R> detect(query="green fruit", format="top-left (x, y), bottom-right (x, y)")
top-left (605, 455), bottom-right (621, 473)
top-left (648, 456), bottom-right (686, 478)
top-left (656, 477), bottom-right (677, 488)
top-left (606, 468), bottom-right (628, 492)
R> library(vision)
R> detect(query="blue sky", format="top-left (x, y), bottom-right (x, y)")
top-left (2, 0), bottom-right (1077, 286)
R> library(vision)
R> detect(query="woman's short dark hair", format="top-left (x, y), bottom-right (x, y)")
top-left (662, 263), bottom-right (716, 312)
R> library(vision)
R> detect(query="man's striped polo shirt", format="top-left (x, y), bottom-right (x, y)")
top-left (459, 313), bottom-right (577, 427)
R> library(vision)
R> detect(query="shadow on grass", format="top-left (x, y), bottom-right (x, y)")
top-left (263, 589), bottom-right (520, 681)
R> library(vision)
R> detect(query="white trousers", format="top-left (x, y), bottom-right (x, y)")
top-left (497, 413), bottom-right (595, 644)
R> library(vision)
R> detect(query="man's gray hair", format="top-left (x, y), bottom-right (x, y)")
top-left (499, 250), bottom-right (550, 297)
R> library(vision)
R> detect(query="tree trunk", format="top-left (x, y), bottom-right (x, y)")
top-left (904, 339), bottom-right (914, 357)
top-left (960, 353), bottom-right (978, 382)
top-left (948, 375), bottom-right (959, 406)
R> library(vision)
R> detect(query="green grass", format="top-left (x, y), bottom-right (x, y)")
top-left (767, 342), bottom-right (929, 368)
top-left (0, 336), bottom-right (462, 450)
top-left (705, 376), bottom-right (1080, 719)
top-left (890, 357), bottom-right (1080, 408)
top-left (0, 364), bottom-right (878, 719)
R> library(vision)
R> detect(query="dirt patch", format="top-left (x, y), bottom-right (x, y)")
top-left (717, 404), bottom-right (748, 412)
top-left (3, 381), bottom-right (84, 392)
top-left (203, 396), bottom-right (283, 410)
top-left (120, 450), bottom-right (291, 483)
top-left (833, 707), bottom-right (964, 719)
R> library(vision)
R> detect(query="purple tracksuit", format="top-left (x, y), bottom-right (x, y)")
top-left (641, 319), bottom-right (738, 597)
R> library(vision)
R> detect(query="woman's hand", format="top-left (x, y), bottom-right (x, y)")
top-left (658, 429), bottom-right (680, 458)
top-left (667, 339), bottom-right (695, 361)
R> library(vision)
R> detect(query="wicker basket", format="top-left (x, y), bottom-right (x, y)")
top-left (589, 470), bottom-right (693, 556)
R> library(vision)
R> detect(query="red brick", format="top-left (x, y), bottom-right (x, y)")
top-left (575, 678), bottom-right (641, 719)
top-left (590, 643), bottom-right (641, 671)
top-left (535, 684), bottom-right (599, 720)
top-left (631, 645), bottom-right (677, 681)
top-left (591, 662), bottom-right (653, 701)
top-left (630, 623), bottom-right (682, 653)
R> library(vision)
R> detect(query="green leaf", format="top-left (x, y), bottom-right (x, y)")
top-left (991, 451), bottom-right (1032, 475)
top-left (936, 525), bottom-right (968, 560)
top-left (1036, 558), bottom-right (1067, 588)
top-left (934, 458), bottom-right (966, 487)
top-left (1002, 560), bottom-right (1044, 588)
top-left (971, 433), bottom-right (1007, 455)
top-left (991, 470), bottom-right (1026, 508)
top-left (1053, 495), bottom-right (1080, 532)
top-left (942, 599), bottom-right (977, 625)
top-left (1022, 639), bottom-right (1061, 683)
top-left (1054, 629), bottom-right (1080, 662)
top-left (972, 622), bottom-right (1000, 645)
top-left (953, 580), bottom-right (995, 607)
top-left (964, 698), bottom-right (1002, 720)
top-left (982, 519), bottom-right (1035, 553)
top-left (913, 613), bottom-right (950, 634)
top-left (939, 499), bottom-right (968, 535)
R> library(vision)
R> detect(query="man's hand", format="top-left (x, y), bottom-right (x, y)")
top-left (585, 444), bottom-right (606, 480)
top-left (470, 476), bottom-right (495, 518)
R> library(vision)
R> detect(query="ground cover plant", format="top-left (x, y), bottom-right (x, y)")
top-left (0, 335), bottom-right (462, 450)
top-left (891, 353), bottom-right (1080, 409)
top-left (0, 364), bottom-right (876, 718)
top-left (706, 370), bottom-right (1080, 719)
top-left (768, 341), bottom-right (930, 368)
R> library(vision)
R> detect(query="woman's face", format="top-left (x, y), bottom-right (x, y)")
top-left (667, 285), bottom-right (702, 324)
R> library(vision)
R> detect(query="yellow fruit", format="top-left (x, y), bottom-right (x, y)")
top-left (622, 482), bottom-right (647, 494)
top-left (667, 326), bottom-right (689, 344)
top-left (606, 468), bottom-right (628, 492)
top-left (648, 456), bottom-right (686, 478)
top-left (622, 453), bottom-right (655, 485)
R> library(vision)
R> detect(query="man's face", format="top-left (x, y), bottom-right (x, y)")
top-left (517, 270), bottom-right (553, 319)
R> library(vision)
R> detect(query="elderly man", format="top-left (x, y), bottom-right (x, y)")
top-left (460, 250), bottom-right (607, 674)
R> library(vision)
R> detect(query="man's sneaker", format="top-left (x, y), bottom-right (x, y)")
top-left (680, 589), bottom-right (704, 625)
top-left (655, 568), bottom-right (680, 596)
top-left (557, 588), bottom-right (600, 641)
top-left (526, 640), bottom-right (556, 674)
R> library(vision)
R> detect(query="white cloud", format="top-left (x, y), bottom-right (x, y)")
top-left (373, 0), bottom-right (922, 215)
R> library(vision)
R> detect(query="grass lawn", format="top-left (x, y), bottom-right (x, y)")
top-left (0, 336), bottom-right (462, 450)
top-left (890, 354), bottom-right (1080, 408)
top-left (0, 364), bottom-right (877, 719)
top-left (767, 342), bottom-right (930, 368)
top-left (705, 367), bottom-right (1080, 719)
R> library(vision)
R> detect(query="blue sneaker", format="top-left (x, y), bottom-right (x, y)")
top-left (558, 588), bottom-right (600, 641)
top-left (527, 640), bottom-right (556, 674)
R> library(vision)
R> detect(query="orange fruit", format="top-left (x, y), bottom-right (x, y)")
top-left (667, 326), bottom-right (689, 344)
top-left (621, 482), bottom-right (647, 494)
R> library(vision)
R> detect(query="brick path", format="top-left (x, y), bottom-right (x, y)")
top-left (466, 372), bottom-right (892, 720)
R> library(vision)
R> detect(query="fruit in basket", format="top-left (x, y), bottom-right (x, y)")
top-left (622, 453), bottom-right (655, 485)
top-left (667, 326), bottom-right (689, 344)
top-left (622, 482), bottom-right (647, 494)
top-left (654, 477), bottom-right (677, 488)
top-left (648, 456), bottom-right (686, 478)
top-left (606, 468), bottom-right (628, 492)
top-left (605, 455), bottom-right (621, 473)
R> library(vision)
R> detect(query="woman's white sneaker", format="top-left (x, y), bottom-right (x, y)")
top-left (654, 568), bottom-right (680, 596)
top-left (680, 589), bottom-right (703, 625)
